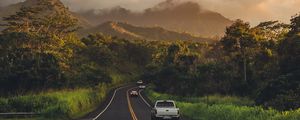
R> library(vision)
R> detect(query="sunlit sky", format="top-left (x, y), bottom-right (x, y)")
top-left (1, 0), bottom-right (300, 25)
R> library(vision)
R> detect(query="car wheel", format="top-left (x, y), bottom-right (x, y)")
top-left (152, 116), bottom-right (160, 120)
top-left (173, 117), bottom-right (180, 120)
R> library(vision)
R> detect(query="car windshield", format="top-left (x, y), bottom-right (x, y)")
top-left (156, 102), bottom-right (175, 108)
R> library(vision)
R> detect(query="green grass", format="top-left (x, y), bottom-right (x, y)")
top-left (145, 89), bottom-right (253, 106)
top-left (0, 62), bottom-right (142, 120)
top-left (145, 89), bottom-right (300, 120)
top-left (0, 83), bottom-right (110, 119)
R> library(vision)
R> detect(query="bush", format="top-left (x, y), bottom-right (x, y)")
top-left (146, 89), bottom-right (254, 106)
top-left (8, 95), bottom-right (59, 112)
top-left (177, 102), bottom-right (278, 120)
top-left (184, 95), bottom-right (254, 106)
top-left (0, 83), bottom-right (111, 119)
top-left (0, 98), bottom-right (10, 112)
top-left (146, 89), bottom-right (300, 120)
top-left (256, 74), bottom-right (300, 110)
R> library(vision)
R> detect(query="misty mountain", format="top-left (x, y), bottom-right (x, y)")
top-left (0, 0), bottom-right (228, 41)
top-left (81, 21), bottom-right (213, 42)
top-left (78, 0), bottom-right (233, 37)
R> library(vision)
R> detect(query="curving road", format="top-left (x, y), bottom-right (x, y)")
top-left (81, 85), bottom-right (153, 120)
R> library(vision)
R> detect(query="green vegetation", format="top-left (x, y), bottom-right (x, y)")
top-left (145, 88), bottom-right (253, 106)
top-left (0, 0), bottom-right (150, 119)
top-left (143, 17), bottom-right (299, 111)
top-left (81, 21), bottom-right (213, 42)
top-left (0, 0), bottom-right (299, 119)
top-left (146, 89), bottom-right (300, 120)
top-left (0, 84), bottom-right (110, 119)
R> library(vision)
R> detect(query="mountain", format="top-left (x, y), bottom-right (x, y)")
top-left (0, 0), bottom-right (91, 31)
top-left (1, 0), bottom-right (231, 40)
top-left (81, 21), bottom-right (213, 42)
top-left (78, 0), bottom-right (233, 37)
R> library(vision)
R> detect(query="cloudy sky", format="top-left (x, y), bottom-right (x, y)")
top-left (1, 0), bottom-right (300, 25)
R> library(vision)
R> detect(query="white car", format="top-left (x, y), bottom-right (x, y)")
top-left (130, 90), bottom-right (138, 96)
top-left (151, 100), bottom-right (180, 120)
top-left (139, 85), bottom-right (146, 89)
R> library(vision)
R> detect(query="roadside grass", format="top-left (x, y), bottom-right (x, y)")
top-left (145, 89), bottom-right (253, 106)
top-left (0, 83), bottom-right (110, 120)
top-left (145, 89), bottom-right (300, 120)
top-left (0, 60), bottom-right (143, 120)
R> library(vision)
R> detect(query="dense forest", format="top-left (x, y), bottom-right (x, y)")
top-left (0, 1), bottom-right (153, 118)
top-left (0, 0), bottom-right (150, 94)
top-left (144, 18), bottom-right (300, 111)
top-left (0, 0), bottom-right (299, 119)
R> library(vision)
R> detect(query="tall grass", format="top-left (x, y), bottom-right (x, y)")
top-left (0, 83), bottom-right (110, 119)
top-left (145, 89), bottom-right (300, 120)
top-left (146, 89), bottom-right (253, 106)
top-left (0, 65), bottom-right (140, 119)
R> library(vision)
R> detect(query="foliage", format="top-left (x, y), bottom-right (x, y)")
top-left (0, 0), bottom-right (152, 94)
top-left (143, 16), bottom-right (299, 111)
top-left (0, 0), bottom-right (299, 116)
top-left (0, 83), bottom-right (110, 119)
top-left (256, 14), bottom-right (300, 110)
top-left (146, 89), bottom-right (300, 120)
top-left (145, 88), bottom-right (254, 106)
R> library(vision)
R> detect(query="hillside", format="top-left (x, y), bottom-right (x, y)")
top-left (0, 0), bottom-right (91, 31)
top-left (78, 0), bottom-right (233, 37)
top-left (1, 0), bottom-right (232, 38)
top-left (81, 21), bottom-right (213, 42)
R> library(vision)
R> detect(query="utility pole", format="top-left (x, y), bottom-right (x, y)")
top-left (242, 50), bottom-right (247, 82)
top-left (237, 39), bottom-right (247, 83)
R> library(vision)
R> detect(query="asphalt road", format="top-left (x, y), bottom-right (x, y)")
top-left (82, 85), bottom-right (153, 120)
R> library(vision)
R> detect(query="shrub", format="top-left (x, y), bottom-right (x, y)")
top-left (146, 89), bottom-right (300, 120)
top-left (0, 83), bottom-right (111, 119)
top-left (0, 98), bottom-right (10, 112)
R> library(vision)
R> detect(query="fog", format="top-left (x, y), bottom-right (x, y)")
top-left (0, 0), bottom-right (25, 6)
top-left (1, 0), bottom-right (300, 25)
top-left (192, 0), bottom-right (300, 25)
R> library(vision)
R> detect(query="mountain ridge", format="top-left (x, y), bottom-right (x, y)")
top-left (0, 0), bottom-right (91, 30)
top-left (78, 0), bottom-right (233, 37)
top-left (1, 0), bottom-right (229, 41)
top-left (80, 21), bottom-right (214, 42)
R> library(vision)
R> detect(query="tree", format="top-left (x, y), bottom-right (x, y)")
top-left (0, 0), bottom-right (81, 94)
top-left (256, 74), bottom-right (300, 110)
top-left (221, 19), bottom-right (256, 52)
top-left (289, 13), bottom-right (300, 36)
top-left (279, 15), bottom-right (300, 74)
top-left (1, 6), bottom-right (40, 33)
top-left (220, 19), bottom-right (259, 95)
top-left (256, 14), bottom-right (300, 110)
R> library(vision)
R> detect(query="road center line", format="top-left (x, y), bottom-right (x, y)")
top-left (127, 87), bottom-right (139, 120)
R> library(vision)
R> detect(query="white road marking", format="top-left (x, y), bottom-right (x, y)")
top-left (92, 85), bottom-right (129, 120)
top-left (138, 89), bottom-right (152, 108)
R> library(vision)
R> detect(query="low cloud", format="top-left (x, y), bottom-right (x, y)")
top-left (1, 0), bottom-right (300, 25)
top-left (191, 0), bottom-right (300, 25)
top-left (62, 0), bottom-right (162, 11)
top-left (63, 0), bottom-right (300, 25)
top-left (0, 0), bottom-right (25, 7)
